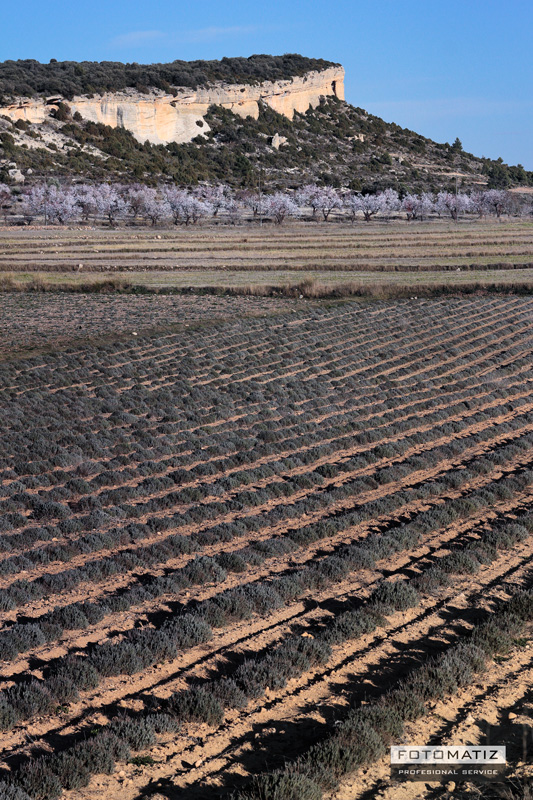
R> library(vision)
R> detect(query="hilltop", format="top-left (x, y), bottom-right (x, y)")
top-left (0, 54), bottom-right (339, 99)
top-left (0, 54), bottom-right (530, 192)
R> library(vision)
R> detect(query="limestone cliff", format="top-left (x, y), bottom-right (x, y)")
top-left (0, 66), bottom-right (344, 145)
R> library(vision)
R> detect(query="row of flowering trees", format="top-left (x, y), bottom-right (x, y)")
top-left (0, 182), bottom-right (522, 226)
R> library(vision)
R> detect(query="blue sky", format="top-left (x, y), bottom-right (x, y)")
top-left (3, 0), bottom-right (532, 167)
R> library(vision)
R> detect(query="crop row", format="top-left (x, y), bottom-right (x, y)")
top-left (1, 383), bottom-right (530, 580)
top-left (0, 297), bottom-right (525, 424)
top-left (0, 299), bottom-right (532, 798)
top-left (1, 311), bottom-right (516, 471)
top-left (2, 344), bottom-right (529, 536)
top-left (0, 302), bottom-right (527, 520)
top-left (3, 519), bottom-right (532, 800)
top-left (1, 416), bottom-right (531, 632)
top-left (1, 453), bottom-right (531, 731)
top-left (0, 296), bottom-right (474, 388)
top-left (0, 317), bottom-right (528, 513)
top-left (235, 587), bottom-right (533, 800)
top-left (1, 420), bottom-right (532, 669)
top-left (149, 517), bottom-right (532, 729)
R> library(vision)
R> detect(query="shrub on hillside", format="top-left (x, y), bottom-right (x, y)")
top-left (321, 607), bottom-right (382, 645)
top-left (6, 681), bottom-right (54, 718)
top-left (440, 551), bottom-right (480, 575)
top-left (354, 704), bottom-right (404, 743)
top-left (45, 673), bottom-right (79, 703)
top-left (127, 628), bottom-right (177, 663)
top-left (144, 712), bottom-right (179, 733)
top-left (412, 566), bottom-right (449, 594)
top-left (211, 677), bottom-right (248, 709)
top-left (386, 687), bottom-right (426, 721)
top-left (90, 641), bottom-right (144, 677)
top-left (471, 617), bottom-right (520, 655)
top-left (163, 614), bottom-right (212, 648)
top-left (48, 751), bottom-right (91, 790)
top-left (71, 732), bottom-right (128, 774)
top-left (507, 590), bottom-right (533, 620)
top-left (8, 622), bottom-right (47, 653)
top-left (47, 603), bottom-right (89, 630)
top-left (214, 551), bottom-right (248, 573)
top-left (243, 584), bottom-right (283, 615)
top-left (0, 696), bottom-right (18, 730)
top-left (303, 721), bottom-right (386, 792)
top-left (183, 556), bottom-right (226, 585)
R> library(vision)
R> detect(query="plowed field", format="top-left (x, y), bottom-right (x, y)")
top-left (1, 296), bottom-right (532, 800)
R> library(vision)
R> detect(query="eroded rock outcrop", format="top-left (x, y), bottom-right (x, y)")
top-left (0, 66), bottom-right (344, 145)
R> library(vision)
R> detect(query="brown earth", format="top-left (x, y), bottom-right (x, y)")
top-left (1, 295), bottom-right (533, 800)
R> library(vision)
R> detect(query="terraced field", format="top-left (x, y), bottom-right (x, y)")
top-left (0, 296), bottom-right (532, 800)
top-left (1, 220), bottom-right (533, 278)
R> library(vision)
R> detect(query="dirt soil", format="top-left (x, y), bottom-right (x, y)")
top-left (1, 296), bottom-right (533, 800)
top-left (0, 292), bottom-right (300, 359)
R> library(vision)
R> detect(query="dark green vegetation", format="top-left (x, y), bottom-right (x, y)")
top-left (2, 97), bottom-right (529, 190)
top-left (0, 53), bottom-right (529, 189)
top-left (0, 54), bottom-right (337, 99)
top-left (200, 100), bottom-right (531, 191)
top-left (0, 297), bottom-right (533, 798)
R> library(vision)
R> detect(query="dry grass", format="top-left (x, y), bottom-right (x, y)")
top-left (0, 274), bottom-right (133, 293)
top-left (2, 220), bottom-right (533, 274)
top-left (2, 272), bottom-right (533, 300)
top-left (211, 278), bottom-right (533, 300)
top-left (2, 219), bottom-right (533, 299)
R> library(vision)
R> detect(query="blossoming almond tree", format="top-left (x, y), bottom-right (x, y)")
top-left (264, 193), bottom-right (300, 224)
top-left (435, 191), bottom-right (471, 220)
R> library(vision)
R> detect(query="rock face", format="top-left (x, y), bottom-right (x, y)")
top-left (0, 66), bottom-right (344, 145)
top-left (7, 166), bottom-right (24, 183)
top-left (271, 133), bottom-right (288, 150)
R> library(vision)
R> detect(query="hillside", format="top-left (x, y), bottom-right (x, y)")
top-left (0, 54), bottom-right (530, 192)
top-left (0, 54), bottom-right (338, 99)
